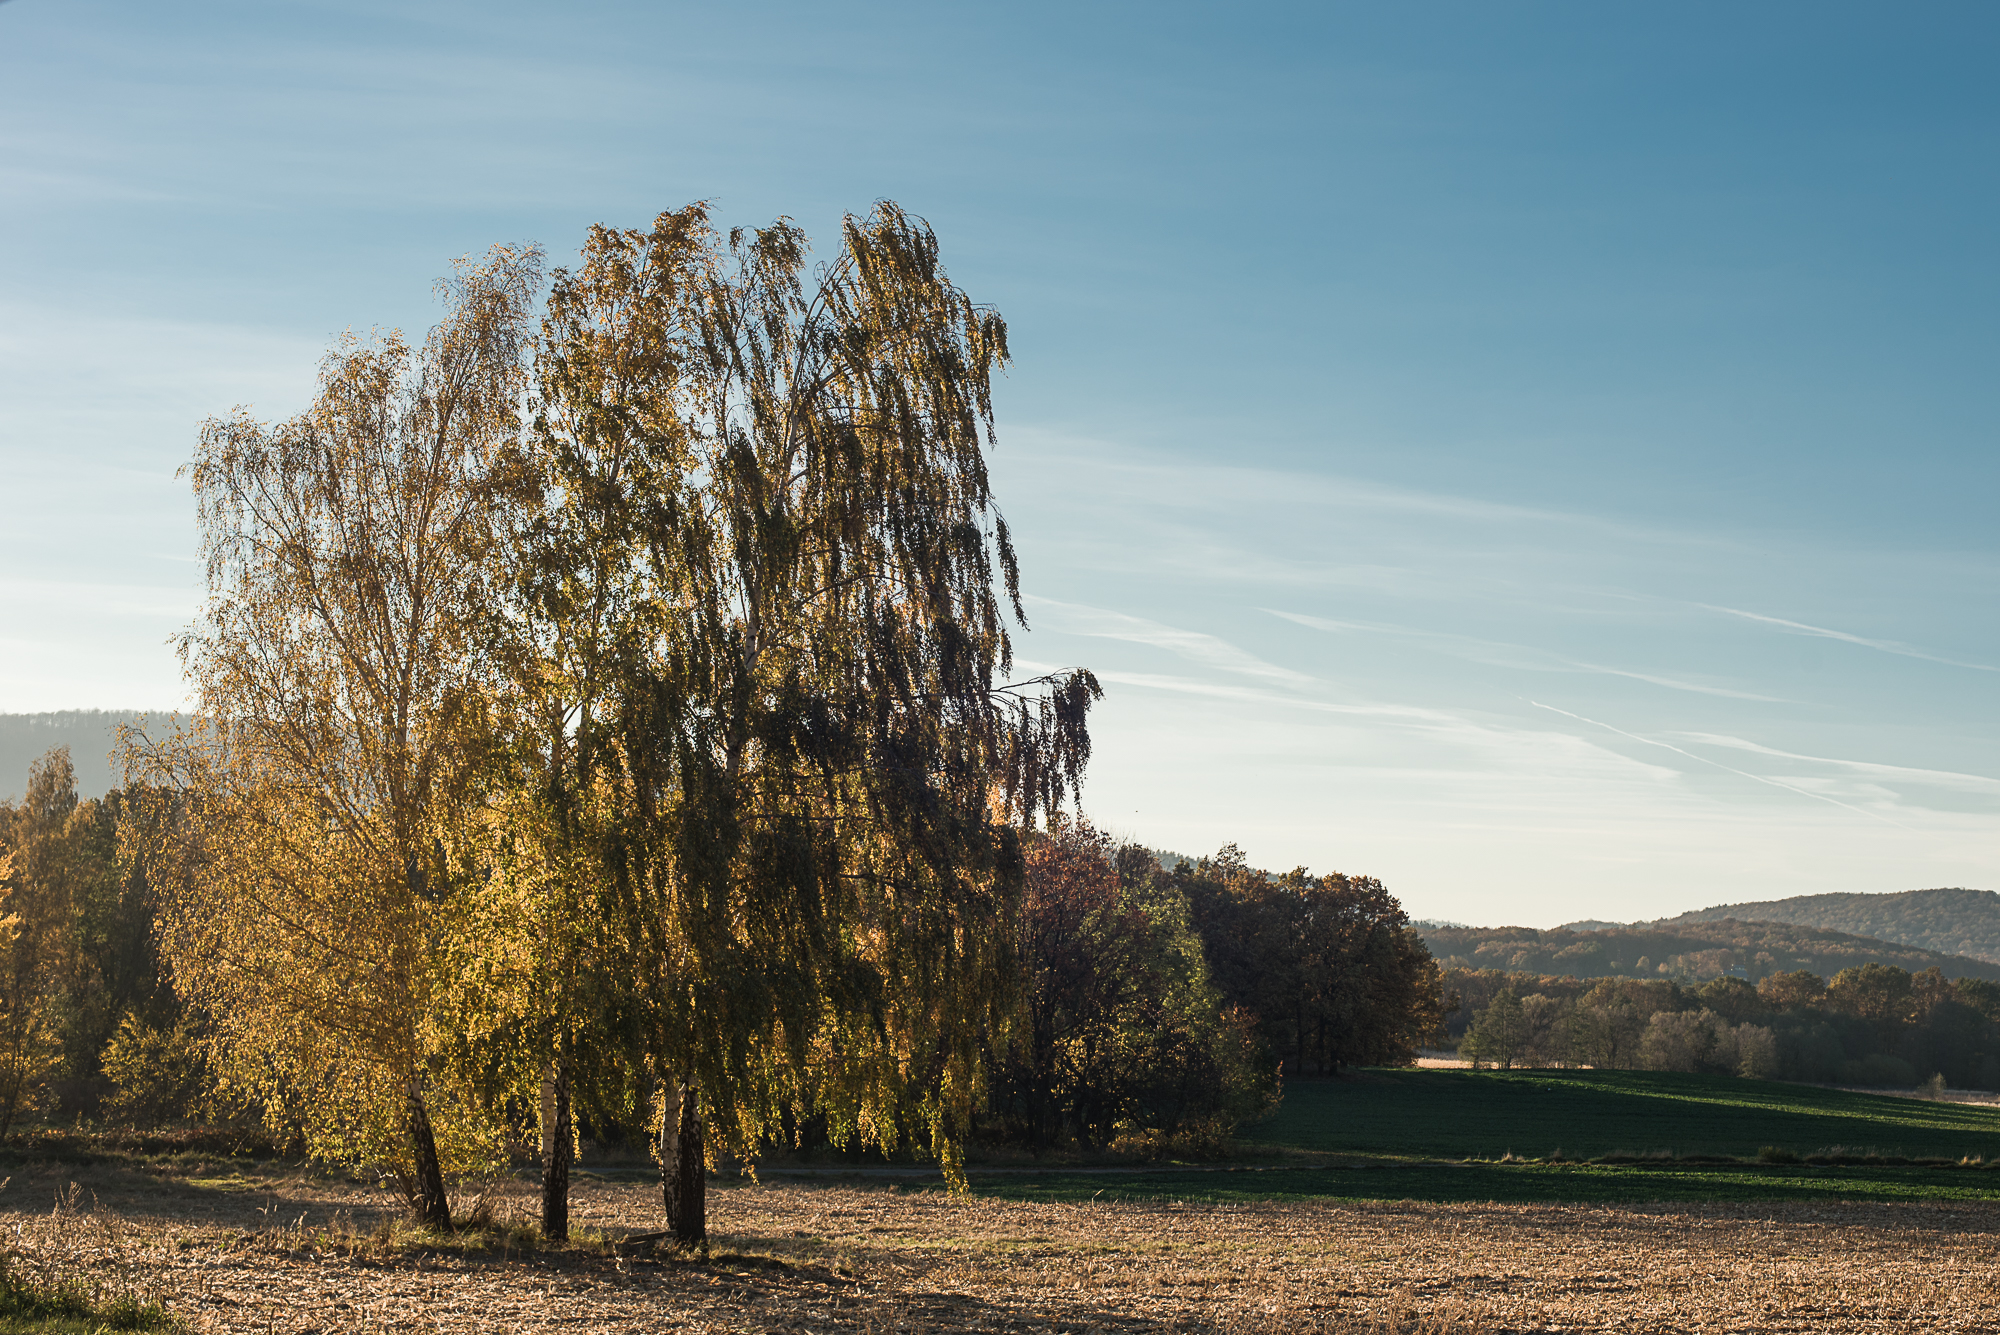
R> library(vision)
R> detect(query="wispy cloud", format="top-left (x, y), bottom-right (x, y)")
top-left (1676, 733), bottom-right (2000, 795)
top-left (1702, 605), bottom-right (1997, 672)
top-left (0, 302), bottom-right (321, 425)
top-left (1566, 662), bottom-right (1790, 702)
top-left (1025, 597), bottom-right (1316, 687)
top-left (1528, 700), bottom-right (1912, 829)
top-left (1005, 428), bottom-right (1746, 551)
top-left (1013, 645), bottom-right (1687, 788)
top-left (1082, 667), bottom-right (1466, 725)
top-left (1269, 608), bottom-right (1790, 701)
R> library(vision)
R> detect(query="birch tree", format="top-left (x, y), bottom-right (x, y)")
top-left (469, 246), bottom-right (679, 1238)
top-left (131, 244), bottom-right (543, 1229)
top-left (526, 201), bottom-right (1098, 1245)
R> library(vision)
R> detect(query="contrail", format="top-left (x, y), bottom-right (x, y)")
top-left (1703, 605), bottom-right (1996, 672)
top-left (1567, 661), bottom-right (1792, 703)
top-left (1528, 700), bottom-right (1913, 830)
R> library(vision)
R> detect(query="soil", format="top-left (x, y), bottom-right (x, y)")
top-left (2, 1159), bottom-right (1997, 1332)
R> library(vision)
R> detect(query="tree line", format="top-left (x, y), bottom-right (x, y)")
top-left (986, 824), bottom-right (1447, 1152)
top-left (0, 751), bottom-right (173, 1139)
top-left (1, 200), bottom-right (1450, 1246)
top-left (1451, 964), bottom-right (2000, 1088)
top-left (0, 752), bottom-right (1448, 1209)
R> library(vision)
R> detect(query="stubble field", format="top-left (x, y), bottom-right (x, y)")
top-left (5, 1161), bottom-right (2000, 1334)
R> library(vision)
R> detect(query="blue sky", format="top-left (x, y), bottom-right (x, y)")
top-left (2, 0), bottom-right (1995, 924)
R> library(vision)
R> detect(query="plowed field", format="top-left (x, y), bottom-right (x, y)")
top-left (3, 1160), bottom-right (1998, 1333)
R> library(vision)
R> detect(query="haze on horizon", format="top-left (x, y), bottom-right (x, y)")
top-left (2, 0), bottom-right (1995, 927)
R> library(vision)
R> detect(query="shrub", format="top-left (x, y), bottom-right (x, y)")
top-left (101, 1014), bottom-right (211, 1126)
top-left (1781, 1021), bottom-right (1848, 1083)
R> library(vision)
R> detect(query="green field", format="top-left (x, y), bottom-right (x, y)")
top-left (1241, 1068), bottom-right (2000, 1162)
top-left (961, 1070), bottom-right (2000, 1206)
top-left (965, 1161), bottom-right (2000, 1205)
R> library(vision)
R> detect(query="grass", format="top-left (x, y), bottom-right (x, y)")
top-left (0, 1289), bottom-right (181, 1333)
top-left (0, 1184), bottom-right (185, 1335)
top-left (953, 1069), bottom-right (2000, 1206)
top-left (0, 1258), bottom-right (182, 1332)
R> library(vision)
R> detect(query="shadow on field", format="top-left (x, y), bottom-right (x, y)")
top-left (966, 1159), bottom-right (2000, 1207)
top-left (0, 1153), bottom-right (398, 1232)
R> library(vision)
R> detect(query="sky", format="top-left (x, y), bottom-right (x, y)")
top-left (2, 0), bottom-right (1995, 925)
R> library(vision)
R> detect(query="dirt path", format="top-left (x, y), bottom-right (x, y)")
top-left (2, 1160), bottom-right (1996, 1332)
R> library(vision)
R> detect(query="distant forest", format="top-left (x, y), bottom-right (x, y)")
top-left (1661, 888), bottom-right (2000, 965)
top-left (1417, 919), bottom-right (2000, 985)
top-left (1440, 965), bottom-right (2000, 1090)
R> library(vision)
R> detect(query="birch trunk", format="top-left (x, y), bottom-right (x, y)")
top-left (539, 1056), bottom-right (573, 1240)
top-left (656, 1075), bottom-right (706, 1248)
top-left (403, 1085), bottom-right (454, 1231)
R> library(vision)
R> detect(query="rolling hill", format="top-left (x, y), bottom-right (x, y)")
top-left (1657, 888), bottom-right (2000, 966)
top-left (1416, 917), bottom-right (2000, 984)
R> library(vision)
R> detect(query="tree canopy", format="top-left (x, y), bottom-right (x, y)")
top-left (117, 202), bottom-right (1105, 1242)
top-left (129, 242), bottom-right (545, 1228)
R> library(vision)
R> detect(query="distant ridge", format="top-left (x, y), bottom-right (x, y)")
top-left (0, 711), bottom-right (145, 802)
top-left (1418, 917), bottom-right (2000, 984)
top-left (1659, 888), bottom-right (2000, 966)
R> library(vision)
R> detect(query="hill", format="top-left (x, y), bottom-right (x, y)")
top-left (0, 711), bottom-right (142, 802)
top-left (1659, 888), bottom-right (2000, 966)
top-left (1416, 918), bottom-right (2000, 984)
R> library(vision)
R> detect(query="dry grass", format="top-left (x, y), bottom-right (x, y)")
top-left (1, 1160), bottom-right (1998, 1332)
